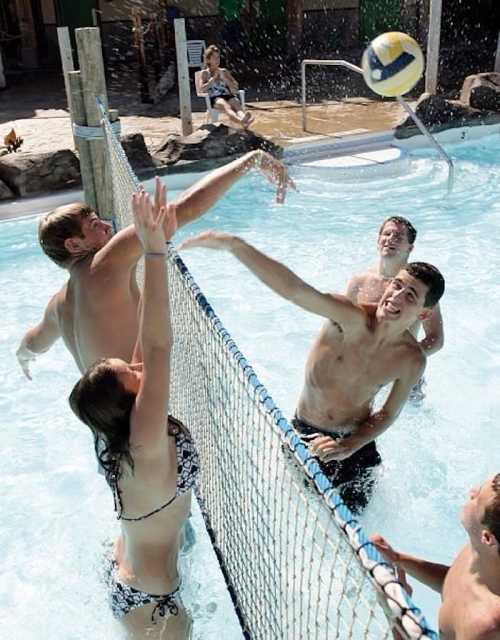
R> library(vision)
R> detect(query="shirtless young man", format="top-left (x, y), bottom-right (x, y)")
top-left (373, 474), bottom-right (500, 639)
top-left (16, 150), bottom-right (292, 377)
top-left (179, 230), bottom-right (445, 513)
top-left (346, 216), bottom-right (444, 356)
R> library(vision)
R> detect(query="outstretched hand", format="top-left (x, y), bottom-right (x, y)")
top-left (371, 534), bottom-right (401, 565)
top-left (153, 176), bottom-right (167, 219)
top-left (178, 230), bottom-right (235, 252)
top-left (16, 343), bottom-right (36, 380)
top-left (254, 150), bottom-right (296, 204)
top-left (132, 190), bottom-right (169, 253)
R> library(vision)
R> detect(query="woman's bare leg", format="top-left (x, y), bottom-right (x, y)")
top-left (214, 98), bottom-right (245, 126)
top-left (228, 98), bottom-right (254, 128)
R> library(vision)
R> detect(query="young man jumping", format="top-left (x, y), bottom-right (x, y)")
top-left (179, 229), bottom-right (445, 513)
top-left (16, 150), bottom-right (292, 376)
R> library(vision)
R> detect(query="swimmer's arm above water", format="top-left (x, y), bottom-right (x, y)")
top-left (128, 193), bottom-right (174, 455)
top-left (371, 535), bottom-right (450, 594)
top-left (99, 153), bottom-right (294, 270)
top-left (420, 303), bottom-right (444, 355)
top-left (16, 293), bottom-right (61, 380)
top-left (179, 231), bottom-right (363, 328)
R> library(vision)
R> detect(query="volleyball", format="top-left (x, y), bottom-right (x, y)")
top-left (361, 32), bottom-right (424, 97)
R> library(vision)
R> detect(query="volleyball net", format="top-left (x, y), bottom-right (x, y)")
top-left (100, 107), bottom-right (437, 640)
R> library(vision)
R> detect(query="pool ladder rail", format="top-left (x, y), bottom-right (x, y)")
top-left (300, 58), bottom-right (454, 195)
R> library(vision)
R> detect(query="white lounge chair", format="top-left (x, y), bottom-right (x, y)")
top-left (194, 70), bottom-right (246, 124)
top-left (186, 40), bottom-right (206, 69)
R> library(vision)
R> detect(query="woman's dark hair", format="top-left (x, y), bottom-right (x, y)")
top-left (69, 359), bottom-right (136, 477)
top-left (403, 262), bottom-right (445, 308)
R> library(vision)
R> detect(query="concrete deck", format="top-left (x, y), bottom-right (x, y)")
top-left (0, 72), bottom-right (408, 156)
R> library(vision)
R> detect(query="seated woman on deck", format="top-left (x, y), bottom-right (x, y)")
top-left (69, 191), bottom-right (196, 639)
top-left (198, 44), bottom-right (254, 128)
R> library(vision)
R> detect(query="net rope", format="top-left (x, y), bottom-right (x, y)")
top-left (99, 104), bottom-right (438, 640)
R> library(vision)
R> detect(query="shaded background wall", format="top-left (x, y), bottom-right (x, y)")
top-left (1, 1), bottom-right (500, 94)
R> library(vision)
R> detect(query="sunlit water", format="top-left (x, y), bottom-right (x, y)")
top-left (2, 134), bottom-right (500, 635)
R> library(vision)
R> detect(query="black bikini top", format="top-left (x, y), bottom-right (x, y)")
top-left (106, 416), bottom-right (199, 522)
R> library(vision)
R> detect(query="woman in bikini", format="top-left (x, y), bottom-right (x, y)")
top-left (198, 44), bottom-right (254, 128)
top-left (69, 191), bottom-right (198, 639)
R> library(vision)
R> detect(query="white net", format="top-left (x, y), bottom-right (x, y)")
top-left (100, 107), bottom-right (438, 640)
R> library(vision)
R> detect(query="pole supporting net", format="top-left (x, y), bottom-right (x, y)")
top-left (99, 103), bottom-right (438, 640)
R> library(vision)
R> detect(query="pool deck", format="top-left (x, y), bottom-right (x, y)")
top-left (0, 72), bottom-right (408, 156)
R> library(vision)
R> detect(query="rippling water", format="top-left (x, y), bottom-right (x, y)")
top-left (2, 135), bottom-right (500, 635)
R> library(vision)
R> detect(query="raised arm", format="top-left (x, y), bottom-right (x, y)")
top-left (175, 149), bottom-right (294, 217)
top-left (16, 293), bottom-right (61, 379)
top-left (371, 534), bottom-right (450, 594)
top-left (420, 303), bottom-right (444, 355)
top-left (128, 193), bottom-right (176, 455)
top-left (179, 230), bottom-right (364, 327)
top-left (98, 152), bottom-right (294, 271)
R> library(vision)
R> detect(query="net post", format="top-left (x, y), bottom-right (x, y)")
top-left (174, 18), bottom-right (193, 136)
top-left (425, 0), bottom-right (442, 94)
top-left (67, 70), bottom-right (97, 210)
top-left (75, 27), bottom-right (114, 221)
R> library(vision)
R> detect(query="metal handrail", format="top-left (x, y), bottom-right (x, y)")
top-left (300, 58), bottom-right (454, 193)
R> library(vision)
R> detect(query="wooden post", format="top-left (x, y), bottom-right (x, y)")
top-left (68, 70), bottom-right (97, 211)
top-left (495, 32), bottom-right (500, 73)
top-left (57, 27), bottom-right (76, 147)
top-left (425, 0), bottom-right (442, 94)
top-left (75, 27), bottom-right (113, 220)
top-left (174, 18), bottom-right (193, 136)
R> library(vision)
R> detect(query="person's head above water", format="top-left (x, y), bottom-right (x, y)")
top-left (204, 44), bottom-right (220, 68)
top-left (376, 262), bottom-right (445, 326)
top-left (461, 474), bottom-right (500, 557)
top-left (69, 357), bottom-right (143, 472)
top-left (39, 203), bottom-right (112, 268)
top-left (377, 216), bottom-right (417, 262)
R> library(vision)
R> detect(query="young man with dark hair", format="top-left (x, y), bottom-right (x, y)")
top-left (347, 216), bottom-right (444, 356)
top-left (16, 150), bottom-right (292, 376)
top-left (179, 230), bottom-right (445, 513)
top-left (373, 474), bottom-right (500, 639)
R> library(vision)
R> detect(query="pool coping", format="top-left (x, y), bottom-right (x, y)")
top-left (2, 120), bottom-right (499, 222)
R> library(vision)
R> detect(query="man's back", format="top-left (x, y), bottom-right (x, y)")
top-left (440, 545), bottom-right (500, 640)
top-left (55, 253), bottom-right (141, 371)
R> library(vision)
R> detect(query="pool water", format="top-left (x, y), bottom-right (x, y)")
top-left (0, 215), bottom-right (243, 639)
top-left (2, 133), bottom-right (500, 635)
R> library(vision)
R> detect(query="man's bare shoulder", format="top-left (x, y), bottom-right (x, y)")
top-left (396, 333), bottom-right (426, 376)
top-left (348, 269), bottom-right (378, 286)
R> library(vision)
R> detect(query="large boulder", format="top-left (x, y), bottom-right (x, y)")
top-left (394, 93), bottom-right (500, 138)
top-left (153, 123), bottom-right (281, 166)
top-left (0, 149), bottom-right (80, 196)
top-left (120, 133), bottom-right (155, 171)
top-left (460, 72), bottom-right (500, 112)
top-left (0, 177), bottom-right (14, 200)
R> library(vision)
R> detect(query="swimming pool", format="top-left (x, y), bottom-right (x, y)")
top-left (0, 214), bottom-right (243, 639)
top-left (2, 133), bottom-right (500, 634)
